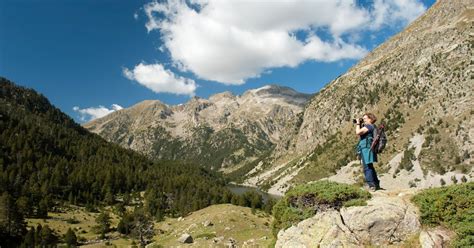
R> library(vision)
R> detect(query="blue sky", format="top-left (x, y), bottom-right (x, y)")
top-left (0, 0), bottom-right (435, 123)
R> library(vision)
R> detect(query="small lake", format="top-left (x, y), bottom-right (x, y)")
top-left (227, 184), bottom-right (282, 203)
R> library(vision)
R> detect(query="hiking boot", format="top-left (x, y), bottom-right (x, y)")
top-left (362, 185), bottom-right (377, 192)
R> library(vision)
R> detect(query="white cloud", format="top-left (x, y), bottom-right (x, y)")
top-left (142, 0), bottom-right (426, 84)
top-left (123, 62), bottom-right (197, 96)
top-left (371, 0), bottom-right (426, 29)
top-left (73, 104), bottom-right (123, 122)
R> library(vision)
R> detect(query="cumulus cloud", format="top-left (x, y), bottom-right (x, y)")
top-left (73, 104), bottom-right (123, 122)
top-left (123, 62), bottom-right (197, 96)
top-left (142, 0), bottom-right (426, 84)
top-left (371, 0), bottom-right (426, 29)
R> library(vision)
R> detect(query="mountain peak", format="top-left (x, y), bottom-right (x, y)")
top-left (241, 84), bottom-right (312, 106)
top-left (250, 84), bottom-right (298, 95)
top-left (128, 99), bottom-right (168, 113)
top-left (209, 91), bottom-right (236, 103)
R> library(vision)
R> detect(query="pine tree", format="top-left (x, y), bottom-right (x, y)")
top-left (34, 224), bottom-right (42, 245)
top-left (37, 198), bottom-right (48, 218)
top-left (22, 227), bottom-right (35, 247)
top-left (117, 213), bottom-right (134, 235)
top-left (131, 208), bottom-right (155, 247)
top-left (0, 192), bottom-right (27, 238)
top-left (250, 192), bottom-right (263, 209)
top-left (263, 198), bottom-right (276, 214)
top-left (40, 225), bottom-right (56, 246)
top-left (123, 193), bottom-right (131, 205)
top-left (104, 190), bottom-right (115, 205)
top-left (94, 212), bottom-right (111, 239)
top-left (64, 228), bottom-right (77, 247)
top-left (68, 192), bottom-right (74, 204)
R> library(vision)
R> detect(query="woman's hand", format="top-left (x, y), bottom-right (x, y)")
top-left (355, 122), bottom-right (369, 135)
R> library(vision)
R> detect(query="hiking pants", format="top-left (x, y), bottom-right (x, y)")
top-left (363, 162), bottom-right (380, 188)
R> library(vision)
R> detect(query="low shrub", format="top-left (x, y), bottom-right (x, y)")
top-left (411, 182), bottom-right (474, 247)
top-left (271, 181), bottom-right (371, 236)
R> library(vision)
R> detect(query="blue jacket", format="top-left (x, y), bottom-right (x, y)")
top-left (357, 124), bottom-right (378, 165)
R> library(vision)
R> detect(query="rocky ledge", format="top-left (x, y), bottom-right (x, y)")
top-left (276, 190), bottom-right (440, 247)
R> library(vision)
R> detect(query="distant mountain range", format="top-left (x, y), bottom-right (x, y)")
top-left (84, 85), bottom-right (312, 174)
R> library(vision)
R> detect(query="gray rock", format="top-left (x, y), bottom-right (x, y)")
top-left (213, 236), bottom-right (225, 244)
top-left (202, 220), bottom-right (213, 226)
top-left (276, 210), bottom-right (359, 248)
top-left (177, 233), bottom-right (193, 244)
top-left (242, 238), bottom-right (257, 247)
top-left (419, 227), bottom-right (453, 248)
top-left (340, 195), bottom-right (421, 245)
top-left (276, 194), bottom-right (421, 247)
top-left (226, 237), bottom-right (237, 248)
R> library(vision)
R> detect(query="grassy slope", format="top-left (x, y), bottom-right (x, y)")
top-left (26, 204), bottom-right (274, 247)
top-left (152, 204), bottom-right (274, 247)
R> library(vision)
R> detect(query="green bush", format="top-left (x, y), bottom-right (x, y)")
top-left (411, 182), bottom-right (474, 247)
top-left (271, 181), bottom-right (371, 236)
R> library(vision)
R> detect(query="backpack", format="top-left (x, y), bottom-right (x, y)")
top-left (370, 124), bottom-right (387, 154)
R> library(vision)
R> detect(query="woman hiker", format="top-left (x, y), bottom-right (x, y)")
top-left (355, 113), bottom-right (381, 191)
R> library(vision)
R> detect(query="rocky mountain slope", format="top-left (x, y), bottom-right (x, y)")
top-left (244, 0), bottom-right (473, 194)
top-left (84, 85), bottom-right (311, 171)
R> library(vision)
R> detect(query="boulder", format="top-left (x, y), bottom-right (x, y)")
top-left (202, 220), bottom-right (213, 227)
top-left (177, 233), bottom-right (193, 243)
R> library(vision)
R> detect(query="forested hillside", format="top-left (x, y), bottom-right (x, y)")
top-left (0, 77), bottom-right (238, 246)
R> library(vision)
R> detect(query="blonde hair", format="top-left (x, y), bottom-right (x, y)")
top-left (364, 113), bottom-right (377, 124)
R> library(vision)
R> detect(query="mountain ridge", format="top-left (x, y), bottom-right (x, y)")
top-left (84, 84), bottom-right (312, 171)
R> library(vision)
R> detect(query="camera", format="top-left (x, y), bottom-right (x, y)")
top-left (352, 118), bottom-right (363, 124)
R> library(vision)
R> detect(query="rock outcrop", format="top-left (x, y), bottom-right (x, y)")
top-left (419, 227), bottom-right (453, 248)
top-left (276, 191), bottom-right (421, 247)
